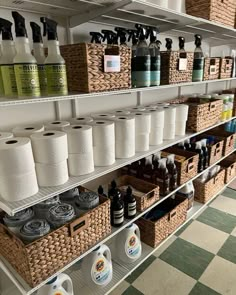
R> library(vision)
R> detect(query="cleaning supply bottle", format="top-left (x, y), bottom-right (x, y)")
top-left (37, 273), bottom-right (74, 295)
top-left (110, 181), bottom-right (124, 227)
top-left (124, 186), bottom-right (137, 219)
top-left (90, 32), bottom-right (103, 44)
top-left (166, 38), bottom-right (173, 52)
top-left (178, 141), bottom-right (186, 150)
top-left (40, 17), bottom-right (68, 96)
top-left (166, 154), bottom-right (178, 191)
top-left (152, 152), bottom-right (161, 169)
top-left (176, 183), bottom-right (194, 211)
top-left (143, 156), bottom-right (154, 183)
top-left (98, 185), bottom-right (107, 198)
top-left (201, 139), bottom-right (209, 169)
top-left (0, 18), bottom-right (17, 97)
top-left (81, 245), bottom-right (113, 288)
top-left (184, 138), bottom-right (192, 150)
top-left (192, 34), bottom-right (204, 82)
top-left (30, 22), bottom-right (47, 95)
top-left (0, 44), bottom-right (4, 96)
top-left (195, 141), bottom-right (204, 172)
top-left (12, 11), bottom-right (40, 98)
top-left (129, 160), bottom-right (140, 178)
top-left (179, 36), bottom-right (185, 53)
top-left (108, 180), bottom-right (116, 201)
top-left (155, 158), bottom-right (170, 196)
top-left (114, 27), bottom-right (127, 46)
top-left (115, 223), bottom-right (142, 263)
top-left (128, 29), bottom-right (138, 88)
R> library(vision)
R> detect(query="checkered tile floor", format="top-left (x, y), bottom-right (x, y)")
top-left (111, 182), bottom-right (236, 295)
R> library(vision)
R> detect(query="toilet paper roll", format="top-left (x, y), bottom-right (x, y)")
top-left (150, 127), bottom-right (164, 146)
top-left (112, 110), bottom-right (131, 115)
top-left (148, 109), bottom-right (165, 129)
top-left (70, 117), bottom-right (94, 125)
top-left (63, 125), bottom-right (93, 154)
top-left (68, 152), bottom-right (94, 176)
top-left (12, 124), bottom-right (44, 137)
top-left (135, 134), bottom-right (149, 152)
top-left (127, 106), bottom-right (146, 112)
top-left (93, 146), bottom-right (115, 166)
top-left (0, 170), bottom-right (38, 202)
top-left (163, 124), bottom-right (175, 140)
top-left (174, 104), bottom-right (189, 122)
top-left (0, 132), bottom-right (13, 141)
top-left (36, 161), bottom-right (69, 187)
top-left (90, 120), bottom-right (115, 149)
top-left (134, 112), bottom-right (151, 134)
top-left (31, 131), bottom-right (68, 164)
top-left (45, 121), bottom-right (70, 131)
top-left (164, 106), bottom-right (176, 125)
top-left (0, 137), bottom-right (35, 175)
top-left (91, 113), bottom-right (116, 120)
top-left (175, 121), bottom-right (187, 136)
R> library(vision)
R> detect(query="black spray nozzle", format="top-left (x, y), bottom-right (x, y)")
top-left (12, 11), bottom-right (27, 38)
top-left (135, 24), bottom-right (147, 41)
top-left (156, 40), bottom-right (162, 49)
top-left (126, 186), bottom-right (132, 195)
top-left (179, 36), bottom-right (185, 50)
top-left (127, 29), bottom-right (138, 45)
top-left (40, 17), bottom-right (58, 41)
top-left (30, 22), bottom-right (42, 43)
top-left (195, 34), bottom-right (202, 47)
top-left (101, 29), bottom-right (116, 45)
top-left (146, 26), bottom-right (159, 43)
top-left (98, 185), bottom-right (104, 195)
top-left (165, 38), bottom-right (173, 51)
top-left (0, 18), bottom-right (13, 40)
top-left (114, 27), bottom-right (127, 45)
top-left (90, 32), bottom-right (103, 44)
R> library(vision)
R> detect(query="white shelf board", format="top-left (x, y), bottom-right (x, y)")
top-left (0, 78), bottom-right (235, 107)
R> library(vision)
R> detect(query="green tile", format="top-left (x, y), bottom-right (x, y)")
top-left (159, 238), bottom-right (214, 280)
top-left (197, 207), bottom-right (236, 234)
top-left (218, 235), bottom-right (236, 264)
top-left (122, 286), bottom-right (144, 295)
top-left (221, 188), bottom-right (236, 200)
top-left (125, 255), bottom-right (156, 284)
top-left (175, 219), bottom-right (194, 236)
top-left (189, 282), bottom-right (221, 295)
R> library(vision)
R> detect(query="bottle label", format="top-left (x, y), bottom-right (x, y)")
top-left (0, 69), bottom-right (4, 95)
top-left (150, 56), bottom-right (160, 86)
top-left (38, 64), bottom-right (47, 95)
top-left (128, 201), bottom-right (136, 216)
top-left (45, 63), bottom-right (68, 96)
top-left (125, 234), bottom-right (141, 259)
top-left (1, 65), bottom-right (18, 96)
top-left (91, 258), bottom-right (111, 285)
top-left (113, 208), bottom-right (124, 224)
top-left (133, 56), bottom-right (150, 87)
top-left (14, 63), bottom-right (40, 97)
top-left (193, 58), bottom-right (204, 81)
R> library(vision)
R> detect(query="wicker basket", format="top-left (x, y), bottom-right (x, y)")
top-left (186, 0), bottom-right (236, 27)
top-left (115, 175), bottom-right (160, 212)
top-left (60, 43), bottom-right (131, 93)
top-left (203, 58), bottom-right (220, 80)
top-left (160, 51), bottom-right (194, 85)
top-left (193, 169), bottom-right (225, 203)
top-left (220, 153), bottom-right (236, 183)
top-left (220, 58), bottom-right (233, 79)
top-left (0, 193), bottom-right (111, 287)
top-left (136, 195), bottom-right (188, 248)
top-left (222, 88), bottom-right (236, 116)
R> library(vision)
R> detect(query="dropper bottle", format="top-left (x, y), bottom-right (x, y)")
top-left (192, 34), bottom-right (204, 82)
top-left (128, 29), bottom-right (139, 88)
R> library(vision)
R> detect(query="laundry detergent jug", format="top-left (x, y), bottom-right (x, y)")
top-left (115, 223), bottom-right (142, 263)
top-left (37, 273), bottom-right (74, 295)
top-left (81, 244), bottom-right (113, 287)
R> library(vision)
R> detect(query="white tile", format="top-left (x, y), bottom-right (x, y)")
top-left (192, 206), bottom-right (208, 220)
top-left (110, 280), bottom-right (130, 295)
top-left (133, 258), bottom-right (196, 295)
top-left (227, 180), bottom-right (236, 190)
top-left (209, 195), bottom-right (236, 216)
top-left (179, 220), bottom-right (229, 254)
top-left (153, 235), bottom-right (177, 257)
top-left (200, 256), bottom-right (236, 295)
top-left (231, 227), bottom-right (236, 237)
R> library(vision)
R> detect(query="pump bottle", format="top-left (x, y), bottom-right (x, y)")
top-left (124, 186), bottom-right (137, 219)
top-left (110, 181), bottom-right (124, 227)
top-left (98, 185), bottom-right (107, 198)
top-left (128, 29), bottom-right (139, 87)
top-left (12, 11), bottom-right (40, 97)
top-left (30, 22), bottom-right (47, 95)
top-left (40, 17), bottom-right (68, 96)
top-left (0, 18), bottom-right (17, 97)
top-left (192, 34), bottom-right (204, 82)
top-left (155, 158), bottom-right (170, 196)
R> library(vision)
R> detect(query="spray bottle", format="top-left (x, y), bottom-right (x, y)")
top-left (40, 17), bottom-right (68, 96)
top-left (192, 34), bottom-right (204, 82)
top-left (201, 139), bottom-right (209, 170)
top-left (166, 154), bottom-right (178, 191)
top-left (155, 158), bottom-right (170, 196)
top-left (0, 18), bottom-right (17, 97)
top-left (114, 27), bottom-right (127, 46)
top-left (124, 186), bottom-right (137, 219)
top-left (30, 22), bottom-right (47, 95)
top-left (179, 37), bottom-right (185, 53)
top-left (143, 155), bottom-right (154, 183)
top-left (128, 29), bottom-right (139, 87)
top-left (166, 38), bottom-right (173, 52)
top-left (195, 141), bottom-right (204, 172)
top-left (12, 11), bottom-right (40, 97)
top-left (90, 32), bottom-right (103, 44)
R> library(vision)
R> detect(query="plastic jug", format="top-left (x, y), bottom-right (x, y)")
top-left (37, 273), bottom-right (74, 295)
top-left (115, 223), bottom-right (142, 263)
top-left (81, 244), bottom-right (113, 287)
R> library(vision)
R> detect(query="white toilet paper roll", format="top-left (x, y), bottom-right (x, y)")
top-left (174, 104), bottom-right (189, 122)
top-left (90, 120), bottom-right (115, 149)
top-left (148, 109), bottom-right (165, 129)
top-left (163, 124), bottom-right (175, 140)
top-left (31, 131), bottom-right (68, 164)
top-left (150, 126), bottom-right (164, 146)
top-left (0, 132), bottom-right (13, 141)
top-left (36, 161), bottom-right (68, 187)
top-left (70, 117), bottom-right (94, 125)
top-left (12, 124), bottom-right (44, 137)
top-left (127, 106), bottom-right (146, 112)
top-left (0, 137), bottom-right (35, 175)
top-left (68, 152), bottom-right (94, 176)
top-left (0, 170), bottom-right (38, 202)
top-left (135, 134), bottom-right (149, 152)
top-left (112, 110), bottom-right (131, 115)
top-left (91, 113), bottom-right (116, 120)
top-left (63, 125), bottom-right (93, 154)
top-left (175, 121), bottom-right (187, 136)
top-left (45, 121), bottom-right (70, 131)
top-left (134, 112), bottom-right (151, 134)
top-left (93, 146), bottom-right (115, 166)
top-left (164, 106), bottom-right (176, 125)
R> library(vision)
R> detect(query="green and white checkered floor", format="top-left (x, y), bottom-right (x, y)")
top-left (111, 182), bottom-right (236, 295)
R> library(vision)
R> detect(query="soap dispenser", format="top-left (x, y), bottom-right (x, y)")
top-left (110, 180), bottom-right (124, 227)
top-left (192, 34), bottom-right (204, 82)
top-left (124, 186), bottom-right (137, 219)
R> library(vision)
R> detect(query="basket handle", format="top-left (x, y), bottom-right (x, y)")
top-left (229, 135), bottom-right (234, 146)
top-left (146, 190), bottom-right (155, 200)
top-left (187, 158), bottom-right (194, 172)
top-left (70, 215), bottom-right (89, 237)
top-left (214, 143), bottom-right (221, 156)
top-left (168, 210), bottom-right (177, 221)
top-left (213, 175), bottom-right (219, 184)
top-left (208, 101), bottom-right (216, 111)
top-left (229, 164), bottom-right (235, 176)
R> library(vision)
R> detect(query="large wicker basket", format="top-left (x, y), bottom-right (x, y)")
top-left (60, 43), bottom-right (131, 93)
top-left (0, 194), bottom-right (111, 287)
top-left (203, 58), bottom-right (220, 80)
top-left (186, 0), bottom-right (236, 27)
top-left (220, 153), bottom-right (236, 183)
top-left (220, 58), bottom-right (233, 79)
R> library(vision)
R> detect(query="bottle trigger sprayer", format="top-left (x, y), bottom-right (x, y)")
top-left (128, 29), bottom-right (139, 88)
top-left (114, 27), bottom-right (127, 46)
top-left (166, 38), bottom-right (173, 52)
top-left (90, 32), bottom-right (103, 44)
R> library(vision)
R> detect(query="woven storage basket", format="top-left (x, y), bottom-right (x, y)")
top-left (220, 153), bottom-right (236, 183)
top-left (0, 193), bottom-right (111, 287)
top-left (60, 43), bottom-right (131, 93)
top-left (186, 0), bottom-right (236, 27)
top-left (115, 175), bottom-right (160, 212)
top-left (193, 169), bottom-right (225, 203)
top-left (220, 58), bottom-right (233, 79)
top-left (136, 195), bottom-right (188, 248)
top-left (160, 51), bottom-right (194, 85)
top-left (222, 88), bottom-right (236, 116)
top-left (203, 58), bottom-right (220, 80)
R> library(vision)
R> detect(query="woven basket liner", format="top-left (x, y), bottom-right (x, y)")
top-left (219, 58), bottom-right (233, 79)
top-left (186, 0), bottom-right (236, 27)
top-left (193, 169), bottom-right (225, 203)
top-left (221, 88), bottom-right (236, 116)
top-left (114, 175), bottom-right (160, 212)
top-left (0, 194), bottom-right (111, 287)
top-left (203, 58), bottom-right (220, 80)
top-left (220, 153), bottom-right (236, 183)
top-left (135, 195), bottom-right (188, 248)
top-left (160, 51), bottom-right (194, 85)
top-left (60, 43), bottom-right (131, 93)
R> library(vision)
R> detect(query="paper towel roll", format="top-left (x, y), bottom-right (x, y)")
top-left (150, 126), bottom-right (164, 145)
top-left (114, 116), bottom-right (135, 158)
top-left (12, 124), bottom-right (44, 137)
top-left (164, 106), bottom-right (176, 125)
top-left (0, 137), bottom-right (35, 175)
top-left (163, 124), bottom-right (175, 140)
top-left (63, 125), bottom-right (93, 154)
top-left (175, 121), bottom-right (187, 136)
top-left (0, 170), bottom-right (38, 202)
top-left (90, 120), bottom-right (115, 148)
top-left (0, 132), bottom-right (13, 141)
top-left (93, 146), bottom-right (115, 166)
top-left (36, 161), bottom-right (68, 187)
top-left (112, 110), bottom-right (131, 115)
top-left (70, 117), bottom-right (94, 125)
top-left (135, 134), bottom-right (149, 152)
top-left (68, 152), bottom-right (94, 176)
top-left (91, 113), bottom-right (116, 120)
top-left (31, 131), bottom-right (68, 164)
top-left (134, 112), bottom-right (151, 134)
top-left (174, 104), bottom-right (189, 122)
top-left (148, 109), bottom-right (165, 129)
top-left (45, 121), bottom-right (70, 131)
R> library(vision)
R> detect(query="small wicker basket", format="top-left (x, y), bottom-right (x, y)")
top-left (220, 153), bottom-right (236, 183)
top-left (203, 58), bottom-right (220, 80)
top-left (220, 58), bottom-right (233, 79)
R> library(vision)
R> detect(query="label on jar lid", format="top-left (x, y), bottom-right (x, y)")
top-left (104, 55), bottom-right (120, 72)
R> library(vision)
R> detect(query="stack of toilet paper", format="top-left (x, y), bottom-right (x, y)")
top-left (174, 104), bottom-right (189, 136)
top-left (31, 131), bottom-right (69, 187)
top-left (91, 113), bottom-right (116, 120)
top-left (12, 124), bottom-right (44, 137)
top-left (45, 120), bottom-right (70, 131)
top-left (163, 106), bottom-right (177, 140)
top-left (148, 108), bottom-right (165, 145)
top-left (0, 132), bottom-right (13, 141)
top-left (0, 137), bottom-right (38, 201)
top-left (132, 112), bottom-right (151, 152)
top-left (64, 125), bottom-right (94, 176)
top-left (70, 117), bottom-right (93, 125)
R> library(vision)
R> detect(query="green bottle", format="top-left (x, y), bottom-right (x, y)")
top-left (192, 34), bottom-right (204, 82)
